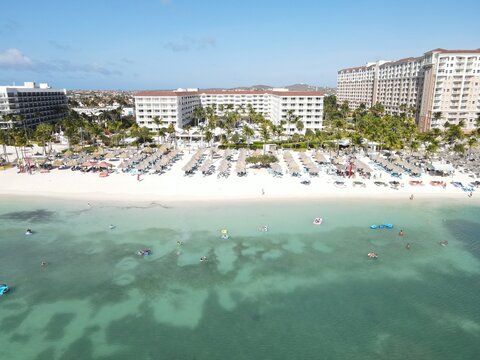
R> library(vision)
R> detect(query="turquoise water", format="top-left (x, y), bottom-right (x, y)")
top-left (0, 197), bottom-right (479, 360)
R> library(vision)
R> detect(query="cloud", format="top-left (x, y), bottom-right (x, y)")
top-left (48, 40), bottom-right (72, 51)
top-left (121, 57), bottom-right (135, 64)
top-left (0, 48), bottom-right (33, 68)
top-left (0, 19), bottom-right (19, 34)
top-left (164, 36), bottom-right (216, 52)
top-left (0, 48), bottom-right (121, 76)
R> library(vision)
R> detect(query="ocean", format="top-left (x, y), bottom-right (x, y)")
top-left (0, 197), bottom-right (479, 360)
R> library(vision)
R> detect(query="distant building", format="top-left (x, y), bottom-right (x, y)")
top-left (0, 82), bottom-right (68, 129)
top-left (134, 88), bottom-right (324, 133)
top-left (73, 106), bottom-right (134, 118)
top-left (337, 49), bottom-right (480, 131)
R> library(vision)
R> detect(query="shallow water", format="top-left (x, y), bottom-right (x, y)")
top-left (0, 197), bottom-right (479, 360)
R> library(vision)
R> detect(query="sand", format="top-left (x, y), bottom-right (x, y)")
top-left (0, 145), bottom-right (477, 203)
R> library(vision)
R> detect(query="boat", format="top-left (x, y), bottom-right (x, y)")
top-left (383, 223), bottom-right (394, 229)
top-left (370, 225), bottom-right (378, 229)
top-left (313, 217), bottom-right (323, 225)
top-left (0, 284), bottom-right (9, 295)
top-left (367, 252), bottom-right (378, 259)
top-left (137, 249), bottom-right (152, 256)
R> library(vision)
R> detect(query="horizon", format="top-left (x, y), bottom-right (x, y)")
top-left (1, 0), bottom-right (479, 90)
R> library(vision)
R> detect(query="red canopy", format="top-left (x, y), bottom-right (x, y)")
top-left (97, 161), bottom-right (113, 168)
top-left (82, 161), bottom-right (97, 167)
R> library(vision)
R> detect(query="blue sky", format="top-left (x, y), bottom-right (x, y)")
top-left (0, 0), bottom-right (479, 90)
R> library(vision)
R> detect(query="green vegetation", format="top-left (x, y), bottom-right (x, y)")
top-left (245, 154), bottom-right (278, 167)
top-left (1, 96), bottom-right (478, 162)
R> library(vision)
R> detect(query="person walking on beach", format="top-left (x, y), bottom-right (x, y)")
top-left (137, 174), bottom-right (141, 182)
top-left (410, 194), bottom-right (414, 200)
top-left (261, 188), bottom-right (265, 196)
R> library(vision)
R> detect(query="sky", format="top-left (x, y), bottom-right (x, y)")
top-left (0, 0), bottom-right (479, 90)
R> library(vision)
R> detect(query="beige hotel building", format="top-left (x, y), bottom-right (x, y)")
top-left (337, 49), bottom-right (480, 131)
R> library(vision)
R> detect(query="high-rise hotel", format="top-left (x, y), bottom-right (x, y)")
top-left (0, 82), bottom-right (68, 129)
top-left (134, 88), bottom-right (324, 134)
top-left (337, 49), bottom-right (480, 131)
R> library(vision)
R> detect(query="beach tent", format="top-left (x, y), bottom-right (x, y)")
top-left (428, 163), bottom-right (454, 173)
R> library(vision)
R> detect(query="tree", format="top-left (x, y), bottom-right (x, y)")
top-left (166, 123), bottom-right (176, 146)
top-left (192, 106), bottom-right (204, 127)
top-left (246, 154), bottom-right (278, 167)
top-left (242, 125), bottom-right (254, 148)
top-left (35, 123), bottom-right (54, 155)
top-left (152, 116), bottom-right (163, 144)
top-left (259, 122), bottom-right (271, 153)
top-left (295, 120), bottom-right (304, 134)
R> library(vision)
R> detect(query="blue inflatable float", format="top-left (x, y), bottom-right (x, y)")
top-left (0, 284), bottom-right (9, 296)
top-left (370, 224), bottom-right (394, 229)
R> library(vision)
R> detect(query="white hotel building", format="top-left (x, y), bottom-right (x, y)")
top-left (0, 82), bottom-right (68, 129)
top-left (134, 88), bottom-right (324, 133)
top-left (337, 49), bottom-right (480, 131)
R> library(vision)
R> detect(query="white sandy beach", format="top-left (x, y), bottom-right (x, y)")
top-left (0, 145), bottom-right (477, 203)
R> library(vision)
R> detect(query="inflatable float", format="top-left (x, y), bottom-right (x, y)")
top-left (220, 229), bottom-right (230, 240)
top-left (370, 224), bottom-right (393, 229)
top-left (0, 284), bottom-right (9, 296)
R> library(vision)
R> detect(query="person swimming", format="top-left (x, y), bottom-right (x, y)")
top-left (41, 261), bottom-right (47, 267)
top-left (399, 230), bottom-right (404, 237)
top-left (109, 224), bottom-right (116, 230)
top-left (200, 256), bottom-right (208, 262)
top-left (406, 243), bottom-right (411, 250)
top-left (25, 229), bottom-right (33, 235)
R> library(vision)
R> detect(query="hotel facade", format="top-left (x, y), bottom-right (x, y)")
top-left (337, 49), bottom-right (480, 131)
top-left (0, 82), bottom-right (68, 129)
top-left (134, 88), bottom-right (324, 133)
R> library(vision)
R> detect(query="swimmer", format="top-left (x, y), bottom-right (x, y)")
top-left (399, 230), bottom-right (404, 237)
top-left (41, 261), bottom-right (47, 267)
top-left (405, 243), bottom-right (411, 250)
top-left (109, 224), bottom-right (116, 230)
top-left (87, 202), bottom-right (91, 207)
top-left (200, 256), bottom-right (208, 262)
top-left (25, 229), bottom-right (33, 235)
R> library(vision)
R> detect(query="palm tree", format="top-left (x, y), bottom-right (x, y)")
top-left (192, 106), bottom-right (204, 127)
top-left (204, 129), bottom-right (213, 147)
top-left (432, 111), bottom-right (443, 125)
top-left (166, 123), bottom-right (176, 147)
top-left (35, 123), bottom-right (54, 155)
top-left (295, 120), bottom-right (304, 134)
top-left (259, 122), bottom-right (271, 153)
top-left (152, 116), bottom-right (163, 144)
top-left (242, 125), bottom-right (254, 148)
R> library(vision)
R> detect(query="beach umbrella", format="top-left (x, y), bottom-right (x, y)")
top-left (66, 159), bottom-right (77, 167)
top-left (82, 160), bottom-right (97, 167)
top-left (52, 159), bottom-right (63, 167)
top-left (64, 150), bottom-right (73, 157)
